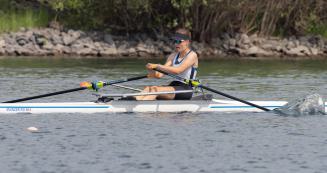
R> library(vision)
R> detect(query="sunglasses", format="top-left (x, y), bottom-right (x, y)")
top-left (173, 39), bottom-right (185, 44)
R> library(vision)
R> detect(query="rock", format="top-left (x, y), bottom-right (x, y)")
top-left (62, 30), bottom-right (81, 46)
top-left (260, 40), bottom-right (281, 51)
top-left (222, 43), bottom-right (229, 50)
top-left (309, 47), bottom-right (319, 56)
top-left (62, 34), bottom-right (75, 45)
top-left (228, 38), bottom-right (236, 47)
top-left (52, 44), bottom-right (71, 54)
top-left (0, 47), bottom-right (4, 55)
top-left (211, 38), bottom-right (223, 48)
top-left (135, 42), bottom-right (157, 56)
top-left (34, 34), bottom-right (47, 46)
top-left (51, 33), bottom-right (63, 45)
top-left (298, 36), bottom-right (309, 45)
top-left (100, 47), bottom-right (118, 56)
top-left (93, 42), bottom-right (102, 51)
top-left (238, 43), bottom-right (251, 50)
top-left (241, 46), bottom-right (274, 56)
top-left (161, 44), bottom-right (173, 54)
top-left (308, 36), bottom-right (325, 48)
top-left (52, 44), bottom-right (65, 54)
top-left (42, 42), bottom-right (54, 50)
top-left (3, 34), bottom-right (15, 45)
top-left (283, 45), bottom-right (310, 56)
top-left (104, 34), bottom-right (114, 45)
top-left (16, 36), bottom-right (29, 46)
top-left (5, 46), bottom-right (16, 55)
top-left (240, 33), bottom-right (251, 44)
top-left (76, 47), bottom-right (98, 56)
top-left (68, 29), bottom-right (82, 39)
top-left (294, 40), bottom-right (300, 47)
top-left (221, 33), bottom-right (231, 40)
top-left (286, 41), bottom-right (296, 49)
top-left (128, 47), bottom-right (137, 56)
top-left (250, 34), bottom-right (263, 45)
top-left (13, 44), bottom-right (36, 56)
top-left (0, 39), bottom-right (5, 48)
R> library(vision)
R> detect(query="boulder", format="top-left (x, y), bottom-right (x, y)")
top-left (52, 44), bottom-right (65, 54)
top-left (16, 35), bottom-right (29, 46)
top-left (239, 33), bottom-right (251, 44)
top-left (104, 34), bottom-right (114, 45)
top-left (76, 47), bottom-right (98, 56)
top-left (309, 47), bottom-right (319, 56)
top-left (237, 46), bottom-right (274, 57)
top-left (0, 47), bottom-right (4, 55)
top-left (286, 41), bottom-right (296, 49)
top-left (42, 42), bottom-right (54, 50)
top-left (100, 47), bottom-right (118, 56)
top-left (308, 36), bottom-right (325, 48)
top-left (0, 39), bottom-right (5, 48)
top-left (62, 30), bottom-right (82, 45)
top-left (3, 34), bottom-right (16, 45)
top-left (228, 38), bottom-right (236, 47)
top-left (283, 45), bottom-right (310, 56)
top-left (34, 34), bottom-right (48, 46)
top-left (51, 33), bottom-right (63, 45)
top-left (137, 42), bottom-right (161, 56)
top-left (13, 44), bottom-right (37, 56)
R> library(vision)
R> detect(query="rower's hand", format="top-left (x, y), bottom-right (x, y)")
top-left (147, 70), bottom-right (160, 78)
top-left (146, 63), bottom-right (158, 70)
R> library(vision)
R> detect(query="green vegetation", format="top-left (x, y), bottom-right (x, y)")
top-left (0, 0), bottom-right (49, 33)
top-left (2, 0), bottom-right (327, 41)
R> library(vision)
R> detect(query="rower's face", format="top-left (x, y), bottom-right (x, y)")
top-left (174, 39), bottom-right (189, 52)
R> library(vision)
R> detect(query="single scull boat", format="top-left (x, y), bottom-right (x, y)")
top-left (1, 91), bottom-right (325, 114)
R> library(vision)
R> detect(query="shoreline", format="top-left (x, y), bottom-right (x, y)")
top-left (1, 27), bottom-right (327, 59)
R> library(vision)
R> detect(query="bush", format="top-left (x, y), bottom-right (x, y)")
top-left (0, 0), bottom-right (49, 33)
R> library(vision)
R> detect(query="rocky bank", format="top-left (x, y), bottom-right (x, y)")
top-left (0, 27), bottom-right (327, 59)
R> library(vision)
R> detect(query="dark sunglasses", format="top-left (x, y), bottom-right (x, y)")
top-left (173, 39), bottom-right (185, 44)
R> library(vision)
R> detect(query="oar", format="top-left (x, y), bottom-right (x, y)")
top-left (3, 75), bottom-right (147, 103)
top-left (153, 68), bottom-right (270, 112)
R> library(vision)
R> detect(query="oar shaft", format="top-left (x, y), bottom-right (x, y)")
top-left (154, 68), bottom-right (270, 112)
top-left (3, 75), bottom-right (148, 103)
top-left (3, 87), bottom-right (86, 103)
top-left (200, 85), bottom-right (270, 111)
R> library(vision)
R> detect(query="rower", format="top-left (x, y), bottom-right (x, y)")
top-left (136, 28), bottom-right (199, 100)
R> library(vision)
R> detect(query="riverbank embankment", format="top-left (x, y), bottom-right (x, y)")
top-left (0, 27), bottom-right (326, 59)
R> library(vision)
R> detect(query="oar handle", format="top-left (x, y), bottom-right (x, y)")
top-left (105, 75), bottom-right (148, 86)
top-left (154, 68), bottom-right (270, 112)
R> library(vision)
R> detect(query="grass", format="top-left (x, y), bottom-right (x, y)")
top-left (0, 4), bottom-right (50, 33)
top-left (307, 23), bottom-right (327, 38)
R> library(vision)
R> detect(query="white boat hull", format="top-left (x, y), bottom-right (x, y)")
top-left (1, 99), bottom-right (322, 114)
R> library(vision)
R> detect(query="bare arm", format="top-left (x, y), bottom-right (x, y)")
top-left (157, 52), bottom-right (198, 75)
top-left (147, 53), bottom-right (175, 78)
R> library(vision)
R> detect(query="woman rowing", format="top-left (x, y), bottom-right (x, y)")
top-left (136, 28), bottom-right (198, 100)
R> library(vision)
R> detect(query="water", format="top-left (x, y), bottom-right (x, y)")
top-left (0, 56), bottom-right (327, 173)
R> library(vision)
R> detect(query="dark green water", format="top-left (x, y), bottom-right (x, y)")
top-left (1, 56), bottom-right (327, 173)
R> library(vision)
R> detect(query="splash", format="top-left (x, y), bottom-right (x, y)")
top-left (273, 94), bottom-right (326, 116)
